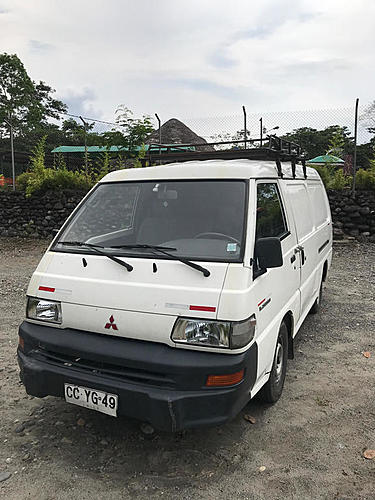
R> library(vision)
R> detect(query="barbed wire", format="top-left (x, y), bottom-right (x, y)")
top-left (58, 103), bottom-right (373, 145)
top-left (181, 105), bottom-right (372, 144)
top-left (63, 112), bottom-right (120, 127)
top-left (1, 103), bottom-right (373, 178)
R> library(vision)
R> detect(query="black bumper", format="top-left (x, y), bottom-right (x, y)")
top-left (18, 321), bottom-right (258, 432)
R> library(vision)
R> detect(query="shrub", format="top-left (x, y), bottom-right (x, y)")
top-left (356, 162), bottom-right (375, 190)
top-left (94, 151), bottom-right (111, 182)
top-left (133, 144), bottom-right (147, 168)
top-left (16, 171), bottom-right (34, 192)
top-left (313, 165), bottom-right (351, 190)
top-left (17, 136), bottom-right (92, 196)
top-left (328, 169), bottom-right (351, 190)
top-left (25, 167), bottom-right (91, 196)
top-left (313, 165), bottom-right (331, 188)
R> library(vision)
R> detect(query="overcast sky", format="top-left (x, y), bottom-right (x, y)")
top-left (0, 0), bottom-right (374, 124)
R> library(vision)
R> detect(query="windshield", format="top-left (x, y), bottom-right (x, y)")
top-left (53, 180), bottom-right (247, 262)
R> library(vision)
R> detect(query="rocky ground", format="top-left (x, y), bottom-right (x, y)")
top-left (0, 238), bottom-right (374, 500)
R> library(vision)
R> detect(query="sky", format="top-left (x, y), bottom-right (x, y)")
top-left (0, 0), bottom-right (374, 127)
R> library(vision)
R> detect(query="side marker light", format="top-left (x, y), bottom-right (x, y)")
top-left (206, 369), bottom-right (244, 387)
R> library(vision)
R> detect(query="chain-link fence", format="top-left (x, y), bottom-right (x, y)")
top-left (61, 103), bottom-right (373, 144)
top-left (1, 102), bottom-right (374, 181)
top-left (182, 105), bottom-right (372, 145)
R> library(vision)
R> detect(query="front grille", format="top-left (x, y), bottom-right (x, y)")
top-left (32, 348), bottom-right (176, 388)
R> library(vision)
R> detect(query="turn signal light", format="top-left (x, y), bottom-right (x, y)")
top-left (206, 369), bottom-right (244, 387)
top-left (18, 336), bottom-right (24, 350)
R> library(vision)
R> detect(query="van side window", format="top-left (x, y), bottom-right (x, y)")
top-left (256, 183), bottom-right (287, 239)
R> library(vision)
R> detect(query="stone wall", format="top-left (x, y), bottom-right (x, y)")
top-left (0, 188), bottom-right (374, 241)
top-left (328, 190), bottom-right (375, 242)
top-left (0, 190), bottom-right (86, 238)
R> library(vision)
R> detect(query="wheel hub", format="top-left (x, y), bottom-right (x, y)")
top-left (274, 343), bottom-right (283, 384)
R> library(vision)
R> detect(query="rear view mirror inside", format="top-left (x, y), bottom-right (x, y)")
top-left (255, 237), bottom-right (283, 269)
top-left (157, 190), bottom-right (178, 200)
top-left (153, 183), bottom-right (178, 199)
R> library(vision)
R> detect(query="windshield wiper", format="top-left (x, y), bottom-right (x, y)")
top-left (111, 244), bottom-right (177, 251)
top-left (113, 244), bottom-right (210, 278)
top-left (59, 241), bottom-right (133, 272)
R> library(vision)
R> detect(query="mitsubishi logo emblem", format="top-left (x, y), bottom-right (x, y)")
top-left (105, 315), bottom-right (118, 330)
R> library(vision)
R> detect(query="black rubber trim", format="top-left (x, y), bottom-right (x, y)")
top-left (18, 321), bottom-right (258, 431)
top-left (280, 230), bottom-right (291, 242)
top-left (318, 239), bottom-right (330, 254)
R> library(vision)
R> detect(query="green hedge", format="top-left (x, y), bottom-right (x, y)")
top-left (17, 136), bottom-right (110, 197)
top-left (16, 136), bottom-right (375, 195)
top-left (314, 162), bottom-right (375, 191)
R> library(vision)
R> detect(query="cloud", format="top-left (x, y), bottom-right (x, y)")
top-left (60, 87), bottom-right (102, 119)
top-left (170, 78), bottom-right (241, 99)
top-left (29, 40), bottom-right (54, 51)
top-left (279, 58), bottom-right (350, 77)
top-left (209, 52), bottom-right (237, 69)
top-left (0, 0), bottom-right (374, 125)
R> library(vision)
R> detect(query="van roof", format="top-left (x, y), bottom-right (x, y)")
top-left (100, 159), bottom-right (321, 183)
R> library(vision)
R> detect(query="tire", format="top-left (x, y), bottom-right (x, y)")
top-left (259, 322), bottom-right (288, 404)
top-left (310, 281), bottom-right (323, 315)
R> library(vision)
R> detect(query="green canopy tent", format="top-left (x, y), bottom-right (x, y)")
top-left (306, 154), bottom-right (344, 167)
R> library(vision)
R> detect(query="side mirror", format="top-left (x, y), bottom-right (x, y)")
top-left (255, 237), bottom-right (283, 269)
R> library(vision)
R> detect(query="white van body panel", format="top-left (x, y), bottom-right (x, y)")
top-left (28, 252), bottom-right (231, 349)
top-left (29, 253), bottom-right (228, 317)
top-left (100, 159), bottom-right (320, 183)
top-left (25, 159), bottom-right (332, 384)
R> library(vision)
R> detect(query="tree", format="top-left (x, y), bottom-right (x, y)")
top-left (209, 129), bottom-right (251, 150)
top-left (0, 53), bottom-right (33, 137)
top-left (60, 118), bottom-right (100, 145)
top-left (115, 105), bottom-right (154, 153)
top-left (282, 126), bottom-right (353, 160)
top-left (0, 53), bottom-right (66, 145)
top-left (326, 131), bottom-right (346, 156)
top-left (360, 101), bottom-right (375, 134)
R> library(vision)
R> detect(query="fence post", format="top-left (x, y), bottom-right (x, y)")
top-left (4, 115), bottom-right (16, 191)
top-left (155, 113), bottom-right (161, 146)
top-left (79, 116), bottom-right (90, 179)
top-left (10, 121), bottom-right (15, 191)
top-left (352, 98), bottom-right (359, 196)
top-left (155, 113), bottom-right (162, 165)
top-left (260, 117), bottom-right (263, 146)
top-left (242, 106), bottom-right (247, 149)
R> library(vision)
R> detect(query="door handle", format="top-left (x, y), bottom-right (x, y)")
top-left (294, 245), bottom-right (306, 265)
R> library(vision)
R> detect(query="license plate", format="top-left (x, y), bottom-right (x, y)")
top-left (64, 383), bottom-right (118, 417)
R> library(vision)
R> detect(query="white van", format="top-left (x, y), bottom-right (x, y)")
top-left (18, 141), bottom-right (332, 431)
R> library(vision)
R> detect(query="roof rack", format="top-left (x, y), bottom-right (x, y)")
top-left (142, 135), bottom-right (308, 178)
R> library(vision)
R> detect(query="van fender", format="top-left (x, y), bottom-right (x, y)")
top-left (250, 310), bottom-right (294, 398)
top-left (267, 312), bottom-right (295, 367)
top-left (255, 293), bottom-right (298, 379)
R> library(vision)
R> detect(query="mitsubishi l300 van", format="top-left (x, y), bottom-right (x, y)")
top-left (18, 142), bottom-right (332, 431)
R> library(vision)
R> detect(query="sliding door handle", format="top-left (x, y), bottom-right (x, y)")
top-left (294, 245), bottom-right (306, 265)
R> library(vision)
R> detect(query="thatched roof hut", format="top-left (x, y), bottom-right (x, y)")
top-left (146, 118), bottom-right (214, 152)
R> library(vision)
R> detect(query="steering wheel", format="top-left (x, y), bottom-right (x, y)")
top-left (194, 232), bottom-right (241, 245)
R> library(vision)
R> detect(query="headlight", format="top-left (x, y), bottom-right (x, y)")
top-left (27, 297), bottom-right (62, 324)
top-left (172, 319), bottom-right (231, 347)
top-left (171, 315), bottom-right (256, 349)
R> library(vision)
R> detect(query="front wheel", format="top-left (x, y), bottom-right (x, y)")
top-left (259, 322), bottom-right (288, 404)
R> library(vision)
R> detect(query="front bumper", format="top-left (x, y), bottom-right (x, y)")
top-left (18, 321), bottom-right (258, 432)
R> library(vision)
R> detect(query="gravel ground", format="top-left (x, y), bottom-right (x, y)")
top-left (0, 238), bottom-right (374, 500)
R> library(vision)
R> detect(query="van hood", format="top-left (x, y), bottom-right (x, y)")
top-left (27, 251), bottom-right (230, 343)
